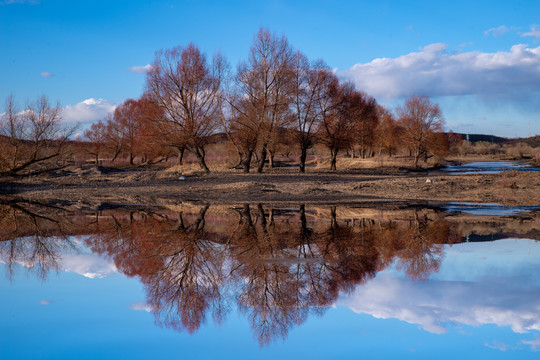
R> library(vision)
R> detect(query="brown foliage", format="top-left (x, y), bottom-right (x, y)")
top-left (397, 95), bottom-right (445, 167)
top-left (290, 53), bottom-right (337, 172)
top-left (230, 28), bottom-right (294, 173)
top-left (145, 43), bottom-right (226, 172)
top-left (319, 83), bottom-right (378, 170)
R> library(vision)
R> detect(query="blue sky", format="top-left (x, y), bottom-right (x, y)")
top-left (1, 0), bottom-right (539, 137)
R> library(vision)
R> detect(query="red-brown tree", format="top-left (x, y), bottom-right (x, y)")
top-left (231, 28), bottom-right (294, 173)
top-left (397, 95), bottom-right (445, 168)
top-left (290, 53), bottom-right (337, 172)
top-left (145, 43), bottom-right (226, 173)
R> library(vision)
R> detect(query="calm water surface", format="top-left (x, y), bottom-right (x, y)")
top-left (443, 161), bottom-right (540, 175)
top-left (1, 202), bottom-right (540, 359)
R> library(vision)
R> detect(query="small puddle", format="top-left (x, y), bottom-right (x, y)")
top-left (444, 202), bottom-right (540, 216)
top-left (443, 161), bottom-right (539, 175)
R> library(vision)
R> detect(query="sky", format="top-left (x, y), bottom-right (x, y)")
top-left (1, 0), bottom-right (539, 137)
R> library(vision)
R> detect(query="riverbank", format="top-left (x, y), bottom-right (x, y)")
top-left (1, 162), bottom-right (539, 207)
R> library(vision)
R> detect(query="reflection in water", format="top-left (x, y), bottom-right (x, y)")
top-left (0, 202), bottom-right (77, 279)
top-left (1, 201), bottom-right (539, 346)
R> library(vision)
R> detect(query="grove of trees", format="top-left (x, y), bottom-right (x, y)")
top-left (1, 28), bottom-right (450, 175)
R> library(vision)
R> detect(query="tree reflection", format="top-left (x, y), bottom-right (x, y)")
top-left (0, 202), bottom-right (76, 280)
top-left (1, 202), bottom-right (465, 344)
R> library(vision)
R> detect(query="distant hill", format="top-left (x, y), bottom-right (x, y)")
top-left (454, 133), bottom-right (508, 144)
top-left (505, 135), bottom-right (540, 147)
top-left (453, 133), bottom-right (540, 146)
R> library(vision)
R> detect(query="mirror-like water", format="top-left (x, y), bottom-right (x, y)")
top-left (443, 161), bottom-right (539, 175)
top-left (444, 202), bottom-right (540, 216)
top-left (1, 202), bottom-right (540, 359)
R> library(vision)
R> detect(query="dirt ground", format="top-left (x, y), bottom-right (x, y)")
top-left (1, 159), bottom-right (539, 207)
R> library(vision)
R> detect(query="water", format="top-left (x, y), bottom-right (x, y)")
top-left (443, 161), bottom-right (539, 175)
top-left (1, 202), bottom-right (540, 359)
top-left (444, 202), bottom-right (540, 215)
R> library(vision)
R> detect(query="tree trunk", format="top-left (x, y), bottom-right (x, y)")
top-left (269, 150), bottom-right (275, 168)
top-left (330, 206), bottom-right (337, 228)
top-left (257, 145), bottom-right (267, 173)
top-left (299, 146), bottom-right (307, 173)
top-left (414, 150), bottom-right (420, 168)
top-left (111, 148), bottom-right (121, 163)
top-left (233, 151), bottom-right (244, 168)
top-left (194, 147), bottom-right (210, 173)
top-left (257, 203), bottom-right (266, 229)
top-left (242, 203), bottom-right (253, 227)
top-left (177, 147), bottom-right (185, 165)
top-left (330, 148), bottom-right (338, 171)
top-left (243, 150), bottom-right (253, 173)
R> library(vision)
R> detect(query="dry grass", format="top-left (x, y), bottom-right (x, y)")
top-left (313, 155), bottom-right (442, 170)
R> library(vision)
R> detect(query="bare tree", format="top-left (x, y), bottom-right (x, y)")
top-left (84, 120), bottom-right (107, 164)
top-left (351, 92), bottom-right (378, 159)
top-left (397, 95), bottom-right (444, 168)
top-left (112, 99), bottom-right (140, 165)
top-left (318, 82), bottom-right (361, 171)
top-left (0, 95), bottom-right (74, 175)
top-left (146, 43), bottom-right (227, 173)
top-left (373, 105), bottom-right (398, 157)
top-left (232, 28), bottom-right (294, 173)
top-left (0, 94), bottom-right (24, 171)
top-left (290, 53), bottom-right (336, 172)
top-left (103, 113), bottom-right (124, 162)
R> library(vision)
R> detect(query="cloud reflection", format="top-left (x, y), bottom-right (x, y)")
top-left (340, 239), bottom-right (540, 335)
top-left (129, 302), bottom-right (155, 312)
top-left (62, 254), bottom-right (117, 279)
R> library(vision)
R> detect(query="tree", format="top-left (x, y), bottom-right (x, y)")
top-left (232, 28), bottom-right (294, 173)
top-left (106, 96), bottom-right (166, 165)
top-left (84, 120), bottom-right (107, 164)
top-left (290, 53), bottom-right (336, 172)
top-left (397, 95), bottom-right (444, 168)
top-left (0, 95), bottom-right (74, 175)
top-left (103, 113), bottom-right (125, 162)
top-left (0, 94), bottom-right (24, 171)
top-left (319, 82), bottom-right (368, 171)
top-left (112, 99), bottom-right (140, 165)
top-left (373, 106), bottom-right (398, 157)
top-left (146, 43), bottom-right (226, 173)
top-left (351, 92), bottom-right (378, 159)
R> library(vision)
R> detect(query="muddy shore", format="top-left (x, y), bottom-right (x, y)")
top-left (1, 164), bottom-right (539, 208)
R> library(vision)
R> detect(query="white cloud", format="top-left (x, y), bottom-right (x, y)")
top-left (522, 336), bottom-right (540, 351)
top-left (40, 71), bottom-right (53, 78)
top-left (340, 43), bottom-right (540, 100)
top-left (127, 64), bottom-right (153, 74)
top-left (484, 25), bottom-right (510, 37)
top-left (129, 302), bottom-right (155, 312)
top-left (485, 340), bottom-right (511, 351)
top-left (522, 25), bottom-right (540, 41)
top-left (63, 98), bottom-right (117, 124)
top-left (39, 300), bottom-right (52, 305)
top-left (62, 253), bottom-right (117, 279)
